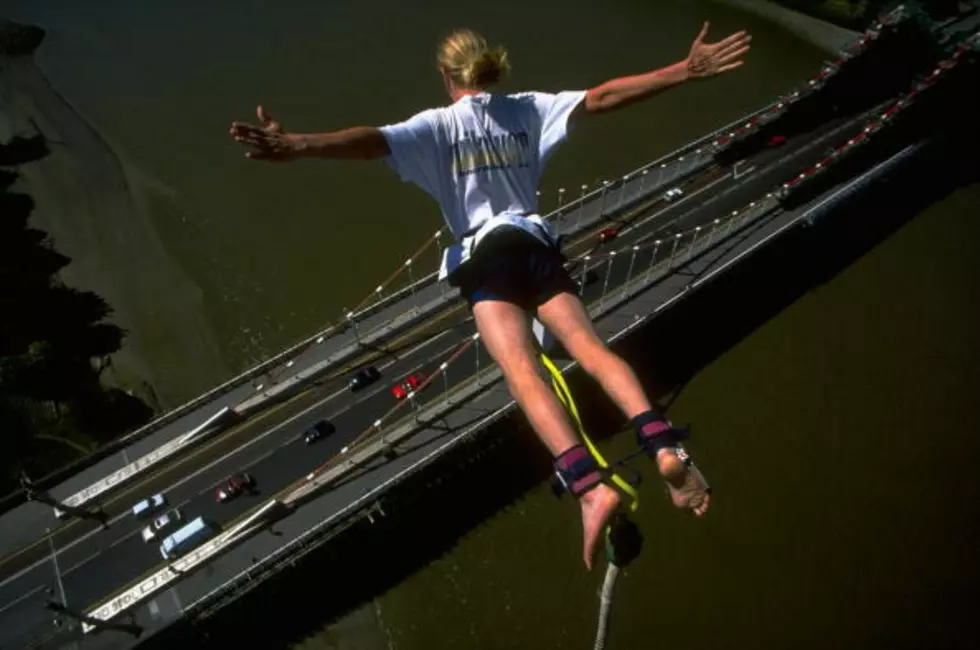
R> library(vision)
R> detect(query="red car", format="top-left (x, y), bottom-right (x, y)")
top-left (216, 473), bottom-right (254, 503)
top-left (597, 227), bottom-right (619, 244)
top-left (391, 373), bottom-right (427, 400)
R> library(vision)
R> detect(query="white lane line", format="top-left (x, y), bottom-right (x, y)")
top-left (170, 587), bottom-right (183, 613)
top-left (109, 534), bottom-right (134, 549)
top-left (60, 551), bottom-right (100, 578)
top-left (0, 325), bottom-right (459, 592)
top-left (0, 583), bottom-right (44, 615)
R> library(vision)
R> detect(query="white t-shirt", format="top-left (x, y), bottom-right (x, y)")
top-left (379, 90), bottom-right (586, 280)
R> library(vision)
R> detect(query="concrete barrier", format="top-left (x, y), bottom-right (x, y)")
top-left (54, 407), bottom-right (237, 516)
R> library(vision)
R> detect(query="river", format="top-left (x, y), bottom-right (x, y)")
top-left (3, 0), bottom-right (977, 648)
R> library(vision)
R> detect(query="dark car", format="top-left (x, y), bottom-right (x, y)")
top-left (576, 268), bottom-right (600, 289)
top-left (304, 419), bottom-right (335, 444)
top-left (216, 473), bottom-right (254, 503)
top-left (348, 366), bottom-right (381, 392)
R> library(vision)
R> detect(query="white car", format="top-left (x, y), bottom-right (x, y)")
top-left (663, 187), bottom-right (684, 202)
top-left (141, 509), bottom-right (183, 543)
top-left (131, 494), bottom-right (167, 520)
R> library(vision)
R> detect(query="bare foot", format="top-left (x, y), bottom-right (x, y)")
top-left (580, 483), bottom-right (621, 570)
top-left (656, 448), bottom-right (711, 516)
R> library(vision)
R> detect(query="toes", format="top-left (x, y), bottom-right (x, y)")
top-left (692, 492), bottom-right (710, 517)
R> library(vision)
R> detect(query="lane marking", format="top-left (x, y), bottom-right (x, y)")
top-left (0, 584), bottom-right (44, 615)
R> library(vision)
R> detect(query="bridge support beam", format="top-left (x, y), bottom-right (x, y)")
top-left (20, 473), bottom-right (109, 528)
top-left (46, 600), bottom-right (143, 638)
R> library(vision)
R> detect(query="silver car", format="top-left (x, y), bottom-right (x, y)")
top-left (131, 494), bottom-right (167, 520)
top-left (141, 509), bottom-right (183, 543)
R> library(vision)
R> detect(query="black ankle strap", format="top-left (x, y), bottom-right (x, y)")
top-left (636, 422), bottom-right (691, 458)
top-left (551, 445), bottom-right (602, 498)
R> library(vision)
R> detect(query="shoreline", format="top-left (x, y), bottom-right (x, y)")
top-left (715, 0), bottom-right (862, 54)
top-left (0, 51), bottom-right (230, 409)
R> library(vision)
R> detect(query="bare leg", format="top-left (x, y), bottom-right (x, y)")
top-left (472, 299), bottom-right (621, 568)
top-left (536, 291), bottom-right (710, 516)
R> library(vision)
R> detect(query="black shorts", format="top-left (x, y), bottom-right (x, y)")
top-left (450, 226), bottom-right (578, 312)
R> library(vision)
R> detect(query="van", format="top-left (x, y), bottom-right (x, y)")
top-left (158, 516), bottom-right (217, 560)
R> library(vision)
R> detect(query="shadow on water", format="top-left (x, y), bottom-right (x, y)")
top-left (136, 134), bottom-right (976, 650)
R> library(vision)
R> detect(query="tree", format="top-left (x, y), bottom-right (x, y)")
top-left (1, 341), bottom-right (92, 403)
top-left (0, 77), bottom-right (151, 495)
top-left (74, 323), bottom-right (125, 359)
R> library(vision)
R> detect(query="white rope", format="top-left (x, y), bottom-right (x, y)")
top-left (593, 563), bottom-right (620, 650)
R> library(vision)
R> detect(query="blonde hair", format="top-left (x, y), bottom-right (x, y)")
top-left (437, 28), bottom-right (510, 89)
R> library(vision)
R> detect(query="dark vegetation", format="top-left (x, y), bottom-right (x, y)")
top-left (0, 134), bottom-right (153, 495)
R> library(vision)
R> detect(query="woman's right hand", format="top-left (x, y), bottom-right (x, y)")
top-left (229, 105), bottom-right (305, 161)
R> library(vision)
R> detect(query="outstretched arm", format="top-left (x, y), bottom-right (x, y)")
top-left (229, 106), bottom-right (390, 162)
top-left (578, 22), bottom-right (752, 117)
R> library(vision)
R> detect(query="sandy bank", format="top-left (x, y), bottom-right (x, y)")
top-left (0, 50), bottom-right (229, 408)
top-left (717, 0), bottom-right (862, 53)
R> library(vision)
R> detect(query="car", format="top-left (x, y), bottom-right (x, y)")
top-left (662, 187), bottom-right (684, 202)
top-left (141, 508), bottom-right (183, 543)
top-left (597, 227), bottom-right (618, 244)
top-left (348, 366), bottom-right (381, 392)
top-left (303, 419), bottom-right (335, 444)
top-left (216, 473), bottom-right (255, 503)
top-left (391, 373), bottom-right (427, 400)
top-left (132, 494), bottom-right (167, 519)
top-left (767, 135), bottom-right (788, 147)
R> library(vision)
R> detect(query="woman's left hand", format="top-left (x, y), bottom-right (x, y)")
top-left (685, 22), bottom-right (752, 80)
top-left (229, 105), bottom-right (305, 161)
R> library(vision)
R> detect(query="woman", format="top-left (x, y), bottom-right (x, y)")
top-left (230, 23), bottom-right (750, 569)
